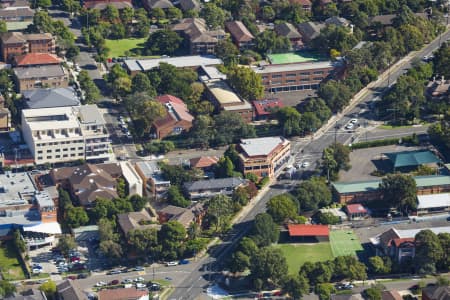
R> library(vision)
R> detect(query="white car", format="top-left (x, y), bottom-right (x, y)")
top-left (122, 278), bottom-right (133, 284)
top-left (95, 281), bottom-right (107, 287)
top-left (136, 283), bottom-right (146, 289)
top-left (166, 261), bottom-right (178, 266)
top-left (134, 277), bottom-right (145, 282)
top-left (345, 123), bottom-right (354, 130)
top-left (32, 268), bottom-right (42, 274)
top-left (349, 118), bottom-right (358, 124)
top-left (301, 161), bottom-right (310, 168)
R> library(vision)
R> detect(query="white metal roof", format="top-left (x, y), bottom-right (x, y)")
top-left (23, 222), bottom-right (62, 234)
top-left (239, 136), bottom-right (289, 157)
top-left (253, 61), bottom-right (335, 74)
top-left (417, 193), bottom-right (450, 209)
top-left (124, 55), bottom-right (223, 72)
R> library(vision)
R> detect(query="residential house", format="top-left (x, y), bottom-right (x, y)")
top-left (332, 176), bottom-right (450, 204)
top-left (189, 156), bottom-right (218, 171)
top-left (179, 0), bottom-right (200, 11)
top-left (183, 177), bottom-right (248, 199)
top-left (14, 64), bottom-right (69, 92)
top-left (23, 87), bottom-right (80, 109)
top-left (6, 288), bottom-right (47, 300)
top-left (1, 0), bottom-right (30, 8)
top-left (172, 18), bottom-right (225, 55)
top-left (289, 0), bottom-right (311, 12)
top-left (57, 279), bottom-right (87, 300)
top-left (252, 99), bottom-right (283, 120)
top-left (124, 55), bottom-right (222, 75)
top-left (98, 287), bottom-right (149, 300)
top-left (117, 210), bottom-right (159, 236)
top-left (345, 204), bottom-right (368, 220)
top-left (422, 286), bottom-right (450, 300)
top-left (0, 6), bottom-right (34, 22)
top-left (143, 0), bottom-right (173, 10)
top-left (225, 21), bottom-right (254, 50)
top-left (152, 94), bottom-right (194, 139)
top-left (381, 290), bottom-right (403, 300)
top-left (0, 32), bottom-right (55, 62)
top-left (426, 77), bottom-right (450, 101)
top-left (135, 160), bottom-right (170, 198)
top-left (325, 16), bottom-right (350, 27)
top-left (50, 163), bottom-right (122, 207)
top-left (13, 52), bottom-right (60, 67)
top-left (158, 202), bottom-right (205, 228)
top-left (275, 23), bottom-right (303, 49)
top-left (21, 105), bottom-right (111, 164)
top-left (82, 0), bottom-right (133, 9)
top-left (237, 136), bottom-right (291, 179)
top-left (0, 95), bottom-right (10, 131)
top-left (253, 60), bottom-right (338, 93)
top-left (296, 21), bottom-right (325, 43)
top-left (389, 238), bottom-right (415, 263)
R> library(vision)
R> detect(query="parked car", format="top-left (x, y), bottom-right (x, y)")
top-left (136, 283), bottom-right (146, 289)
top-left (77, 273), bottom-right (88, 279)
top-left (345, 123), bottom-right (354, 130)
top-left (149, 283), bottom-right (161, 291)
top-left (134, 277), bottom-right (145, 282)
top-left (95, 281), bottom-right (107, 287)
top-left (32, 268), bottom-right (42, 274)
top-left (108, 269), bottom-right (122, 275)
top-left (122, 279), bottom-right (133, 284)
top-left (134, 266), bottom-right (145, 271)
top-left (166, 261), bottom-right (178, 266)
top-left (67, 275), bottom-right (77, 280)
top-left (110, 279), bottom-right (119, 285)
top-left (179, 259), bottom-right (190, 265)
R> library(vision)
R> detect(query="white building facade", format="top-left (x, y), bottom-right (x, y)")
top-left (21, 105), bottom-right (110, 165)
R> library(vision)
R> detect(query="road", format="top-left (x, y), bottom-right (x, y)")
top-left (168, 29), bottom-right (450, 300)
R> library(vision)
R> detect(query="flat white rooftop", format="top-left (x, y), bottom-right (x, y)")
top-left (125, 55), bottom-right (223, 72)
top-left (0, 171), bottom-right (36, 207)
top-left (23, 106), bottom-right (79, 131)
top-left (253, 61), bottom-right (335, 74)
top-left (240, 136), bottom-right (289, 157)
top-left (418, 193), bottom-right (450, 209)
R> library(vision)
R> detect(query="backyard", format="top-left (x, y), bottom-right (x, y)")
top-left (105, 38), bottom-right (148, 58)
top-left (0, 241), bottom-right (25, 280)
top-left (273, 243), bottom-right (334, 274)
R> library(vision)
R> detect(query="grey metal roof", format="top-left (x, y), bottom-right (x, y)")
top-left (78, 104), bottom-right (105, 125)
top-left (124, 55), bottom-right (222, 72)
top-left (253, 60), bottom-right (335, 74)
top-left (14, 65), bottom-right (65, 79)
top-left (23, 87), bottom-right (80, 109)
top-left (184, 177), bottom-right (247, 192)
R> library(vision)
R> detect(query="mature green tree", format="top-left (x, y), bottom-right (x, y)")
top-left (283, 274), bottom-right (310, 300)
top-left (98, 218), bottom-right (118, 242)
top-left (293, 177), bottom-right (331, 211)
top-left (92, 198), bottom-right (118, 221)
top-left (267, 194), bottom-right (298, 223)
top-left (124, 92), bottom-right (166, 136)
top-left (200, 3), bottom-right (227, 29)
top-left (250, 247), bottom-right (288, 289)
top-left (364, 286), bottom-right (382, 300)
top-left (415, 230), bottom-right (444, 274)
top-left (215, 39), bottom-right (239, 65)
top-left (65, 206), bottom-right (89, 228)
top-left (379, 174), bottom-right (417, 214)
top-left (312, 24), bottom-right (359, 53)
top-left (214, 156), bottom-right (234, 178)
top-left (318, 80), bottom-right (353, 112)
top-left (187, 114), bottom-right (215, 148)
top-left (167, 186), bottom-right (190, 208)
top-left (238, 237), bottom-right (258, 256)
top-left (167, 7), bottom-right (182, 20)
top-left (149, 62), bottom-right (197, 100)
top-left (129, 194), bottom-right (147, 211)
top-left (317, 212), bottom-right (339, 225)
top-left (146, 29), bottom-right (182, 55)
top-left (39, 280), bottom-right (56, 298)
top-left (255, 30), bottom-right (291, 54)
top-left (207, 194), bottom-right (234, 232)
top-left (252, 213), bottom-right (279, 246)
top-left (0, 281), bottom-right (16, 298)
top-left (159, 221), bottom-right (187, 259)
top-left (307, 261), bottom-right (333, 284)
top-left (433, 42), bottom-right (450, 79)
top-left (78, 70), bottom-right (100, 104)
top-left (315, 283), bottom-right (336, 300)
top-left (213, 111), bottom-right (256, 146)
top-left (151, 7), bottom-right (165, 19)
top-left (99, 239), bottom-right (123, 258)
top-left (131, 72), bottom-right (155, 95)
top-left (105, 5), bottom-right (120, 22)
top-left (160, 163), bottom-right (200, 186)
top-left (230, 251), bottom-right (251, 273)
top-left (128, 228), bottom-right (159, 256)
top-left (13, 229), bottom-right (26, 253)
top-left (57, 235), bottom-right (77, 257)
top-left (321, 143), bottom-right (350, 181)
top-left (277, 106), bottom-right (302, 136)
top-left (438, 233), bottom-right (450, 271)
top-left (261, 6), bottom-right (275, 21)
top-left (368, 256), bottom-right (391, 274)
top-left (228, 66), bottom-right (264, 100)
top-left (35, 0), bottom-right (51, 8)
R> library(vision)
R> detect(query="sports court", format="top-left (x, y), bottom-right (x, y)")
top-left (329, 230), bottom-right (363, 257)
top-left (267, 52), bottom-right (323, 64)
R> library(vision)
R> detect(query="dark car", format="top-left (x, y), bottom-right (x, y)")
top-left (77, 273), bottom-right (88, 279)
top-left (179, 259), bottom-right (190, 265)
top-left (67, 275), bottom-right (77, 280)
top-left (108, 269), bottom-right (122, 275)
top-left (110, 279), bottom-right (119, 285)
top-left (148, 283), bottom-right (161, 291)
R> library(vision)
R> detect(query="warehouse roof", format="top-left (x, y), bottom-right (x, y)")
top-left (417, 193), bottom-right (450, 210)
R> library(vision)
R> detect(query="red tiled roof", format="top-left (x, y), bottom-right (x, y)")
top-left (14, 53), bottom-right (61, 66)
top-left (98, 287), bottom-right (148, 300)
top-left (287, 224), bottom-right (329, 237)
top-left (190, 156), bottom-right (219, 168)
top-left (253, 99), bottom-right (283, 116)
top-left (346, 204), bottom-right (367, 215)
top-left (390, 238), bottom-right (415, 248)
top-left (156, 94), bottom-right (186, 106)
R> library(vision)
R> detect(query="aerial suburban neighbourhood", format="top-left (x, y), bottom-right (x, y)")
top-left (0, 0), bottom-right (449, 299)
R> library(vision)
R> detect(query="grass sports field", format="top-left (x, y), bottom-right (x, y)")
top-left (329, 230), bottom-right (364, 257)
top-left (267, 52), bottom-right (323, 64)
top-left (105, 38), bottom-right (147, 58)
top-left (273, 243), bottom-right (334, 274)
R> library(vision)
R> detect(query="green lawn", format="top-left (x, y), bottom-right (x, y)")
top-left (0, 241), bottom-right (26, 280)
top-left (267, 51), bottom-right (324, 64)
top-left (329, 230), bottom-right (363, 257)
top-left (104, 38), bottom-right (148, 58)
top-left (273, 243), bottom-right (333, 274)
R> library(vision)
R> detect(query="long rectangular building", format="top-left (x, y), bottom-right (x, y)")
top-left (253, 60), bottom-right (338, 93)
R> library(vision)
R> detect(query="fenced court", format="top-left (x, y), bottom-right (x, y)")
top-left (329, 230), bottom-right (363, 257)
top-left (267, 52), bottom-right (323, 64)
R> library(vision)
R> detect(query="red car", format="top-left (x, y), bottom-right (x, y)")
top-left (67, 275), bottom-right (77, 280)
top-left (110, 279), bottom-right (119, 285)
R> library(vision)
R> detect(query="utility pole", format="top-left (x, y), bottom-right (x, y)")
top-left (387, 59), bottom-right (391, 87)
top-left (334, 121), bottom-right (339, 145)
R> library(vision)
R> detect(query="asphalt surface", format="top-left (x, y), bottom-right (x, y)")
top-left (167, 29), bottom-right (450, 300)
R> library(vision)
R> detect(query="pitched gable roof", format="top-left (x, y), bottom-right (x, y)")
top-left (144, 0), bottom-right (173, 9)
top-left (98, 287), bottom-right (148, 300)
top-left (172, 18), bottom-right (224, 43)
top-left (57, 279), bottom-right (87, 300)
top-left (118, 210), bottom-right (160, 235)
top-left (275, 22), bottom-right (302, 39)
top-left (225, 21), bottom-right (254, 42)
top-left (14, 53), bottom-right (60, 66)
top-left (296, 21), bottom-right (325, 40)
top-left (422, 286), bottom-right (450, 300)
top-left (253, 99), bottom-right (283, 117)
top-left (189, 156), bottom-right (219, 169)
top-left (23, 87), bottom-right (80, 109)
top-left (179, 0), bottom-right (200, 10)
top-left (154, 94), bottom-right (194, 127)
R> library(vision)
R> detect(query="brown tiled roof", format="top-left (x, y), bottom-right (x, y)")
top-left (275, 23), bottom-right (302, 39)
top-left (1, 31), bottom-right (26, 43)
top-left (370, 13), bottom-right (428, 26)
top-left (179, 0), bottom-right (200, 11)
top-left (23, 32), bottom-right (53, 41)
top-left (225, 21), bottom-right (254, 42)
top-left (57, 280), bottom-right (87, 300)
top-left (422, 286), bottom-right (450, 300)
top-left (189, 156), bottom-right (219, 168)
top-left (159, 203), bottom-right (204, 228)
top-left (117, 210), bottom-right (160, 235)
top-left (98, 287), bottom-right (148, 300)
top-left (378, 228), bottom-right (401, 248)
top-left (381, 290), bottom-right (403, 300)
top-left (0, 7), bottom-right (34, 19)
top-left (172, 18), bottom-right (224, 43)
top-left (14, 53), bottom-right (60, 66)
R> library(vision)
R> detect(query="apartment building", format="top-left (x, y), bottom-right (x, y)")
top-left (135, 160), bottom-right (170, 199)
top-left (14, 64), bottom-right (69, 92)
top-left (237, 136), bottom-right (291, 179)
top-left (172, 18), bottom-right (225, 55)
top-left (21, 105), bottom-right (111, 165)
top-left (253, 61), bottom-right (337, 93)
top-left (225, 21), bottom-right (254, 50)
top-left (0, 32), bottom-right (55, 62)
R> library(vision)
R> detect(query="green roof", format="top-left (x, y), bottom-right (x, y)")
top-left (267, 51), bottom-right (324, 64)
top-left (384, 150), bottom-right (441, 168)
top-left (332, 175), bottom-right (450, 194)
